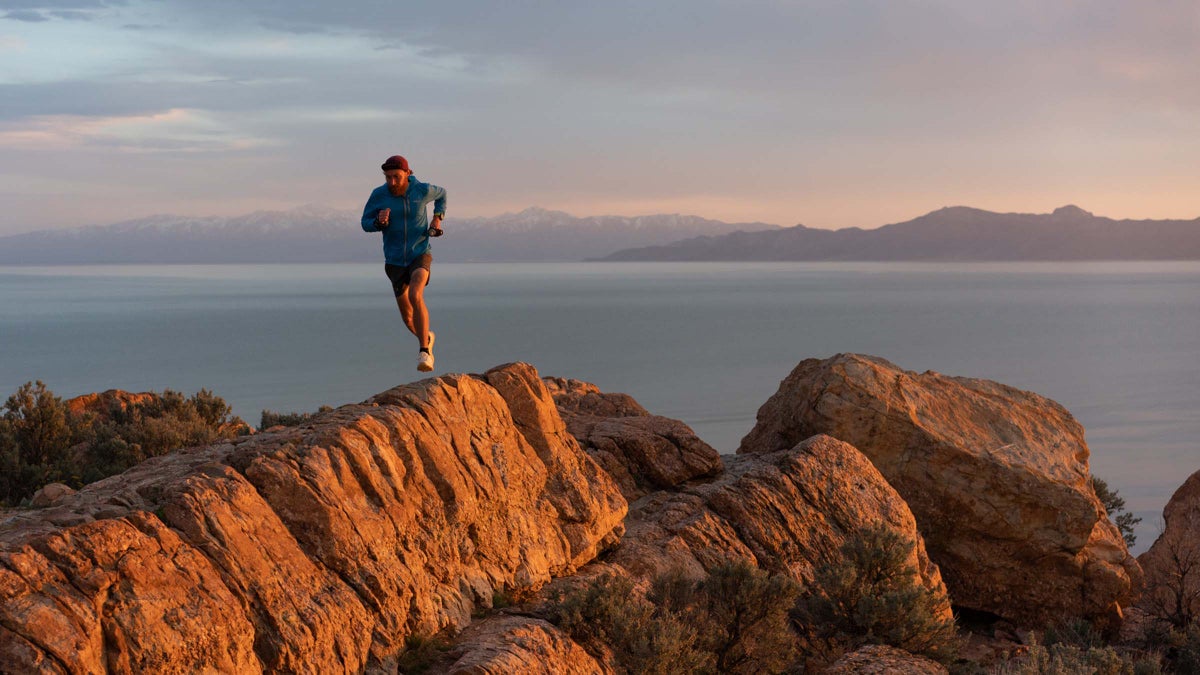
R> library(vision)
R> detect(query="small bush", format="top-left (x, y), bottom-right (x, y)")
top-left (1138, 622), bottom-right (1200, 674)
top-left (547, 573), bottom-right (707, 675)
top-left (649, 561), bottom-right (800, 674)
top-left (791, 524), bottom-right (959, 667)
top-left (993, 637), bottom-right (1156, 675)
top-left (1092, 475), bottom-right (1141, 548)
top-left (1044, 618), bottom-right (1105, 651)
top-left (260, 405), bottom-right (333, 429)
top-left (396, 632), bottom-right (453, 674)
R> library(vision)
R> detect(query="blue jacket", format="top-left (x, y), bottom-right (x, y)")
top-left (361, 177), bottom-right (447, 266)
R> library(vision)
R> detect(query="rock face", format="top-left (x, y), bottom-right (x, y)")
top-left (1138, 470), bottom-right (1200, 624)
top-left (609, 434), bottom-right (952, 621)
top-left (0, 363), bottom-right (626, 673)
top-left (544, 376), bottom-right (723, 500)
top-left (446, 615), bottom-right (607, 675)
top-left (737, 353), bottom-right (1140, 626)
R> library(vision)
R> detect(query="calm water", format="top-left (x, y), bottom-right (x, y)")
top-left (2, 262), bottom-right (1198, 553)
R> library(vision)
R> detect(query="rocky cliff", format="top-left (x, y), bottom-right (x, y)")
top-left (0, 364), bottom-right (626, 673)
top-left (737, 353), bottom-right (1141, 627)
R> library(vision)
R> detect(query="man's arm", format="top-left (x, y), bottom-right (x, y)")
top-left (426, 183), bottom-right (447, 236)
top-left (361, 192), bottom-right (388, 232)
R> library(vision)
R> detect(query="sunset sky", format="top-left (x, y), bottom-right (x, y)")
top-left (1, 0), bottom-right (1198, 235)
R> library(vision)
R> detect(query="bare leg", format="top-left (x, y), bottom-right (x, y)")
top-left (394, 288), bottom-right (417, 336)
top-left (407, 268), bottom-right (431, 349)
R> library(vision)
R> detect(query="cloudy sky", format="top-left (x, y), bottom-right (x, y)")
top-left (1, 1), bottom-right (1198, 235)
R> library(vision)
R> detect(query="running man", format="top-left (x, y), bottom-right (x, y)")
top-left (361, 154), bottom-right (447, 372)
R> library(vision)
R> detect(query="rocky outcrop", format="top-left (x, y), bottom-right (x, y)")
top-left (0, 363), bottom-right (626, 673)
top-left (65, 390), bottom-right (156, 418)
top-left (446, 615), bottom-right (607, 675)
top-left (824, 644), bottom-right (948, 674)
top-left (544, 376), bottom-right (723, 500)
top-left (1138, 470), bottom-right (1200, 624)
top-left (737, 353), bottom-right (1141, 626)
top-left (29, 483), bottom-right (75, 508)
top-left (609, 434), bottom-right (951, 620)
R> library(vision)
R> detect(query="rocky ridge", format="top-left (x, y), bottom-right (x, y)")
top-left (0, 364), bottom-right (625, 673)
top-left (1, 355), bottom-right (1152, 672)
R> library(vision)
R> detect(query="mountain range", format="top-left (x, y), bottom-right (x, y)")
top-left (3, 204), bottom-right (1198, 264)
top-left (0, 206), bottom-right (776, 264)
top-left (600, 205), bottom-right (1200, 261)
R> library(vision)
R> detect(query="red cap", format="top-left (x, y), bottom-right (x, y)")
top-left (381, 155), bottom-right (409, 171)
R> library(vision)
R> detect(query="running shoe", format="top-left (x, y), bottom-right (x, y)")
top-left (418, 350), bottom-right (434, 372)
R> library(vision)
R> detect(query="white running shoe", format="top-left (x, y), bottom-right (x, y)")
top-left (417, 350), bottom-right (434, 372)
top-left (427, 331), bottom-right (436, 354)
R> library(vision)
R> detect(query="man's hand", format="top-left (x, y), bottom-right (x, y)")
top-left (429, 214), bottom-right (444, 237)
top-left (376, 208), bottom-right (391, 228)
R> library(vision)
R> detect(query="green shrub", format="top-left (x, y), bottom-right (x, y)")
top-left (547, 573), bottom-right (707, 675)
top-left (649, 561), bottom-right (800, 674)
top-left (790, 524), bottom-right (959, 667)
top-left (396, 632), bottom-right (453, 674)
top-left (260, 405), bottom-right (333, 429)
top-left (1092, 475), bottom-right (1141, 548)
top-left (0, 381), bottom-right (244, 506)
top-left (993, 637), bottom-right (1156, 675)
top-left (1044, 618), bottom-right (1105, 651)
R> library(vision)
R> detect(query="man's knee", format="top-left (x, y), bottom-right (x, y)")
top-left (407, 286), bottom-right (424, 306)
top-left (408, 272), bottom-right (429, 304)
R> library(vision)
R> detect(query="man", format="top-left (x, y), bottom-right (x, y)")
top-left (361, 154), bottom-right (447, 372)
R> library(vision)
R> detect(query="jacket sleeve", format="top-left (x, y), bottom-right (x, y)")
top-left (426, 184), bottom-right (447, 217)
top-left (361, 191), bottom-right (383, 232)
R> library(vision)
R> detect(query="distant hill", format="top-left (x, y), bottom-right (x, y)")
top-left (0, 206), bottom-right (778, 264)
top-left (600, 205), bottom-right (1200, 261)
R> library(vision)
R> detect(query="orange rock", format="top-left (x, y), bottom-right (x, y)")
top-left (64, 390), bottom-right (156, 418)
top-left (825, 644), bottom-right (948, 674)
top-left (609, 434), bottom-right (952, 621)
top-left (544, 376), bottom-right (723, 500)
top-left (1138, 470), bottom-right (1200, 625)
top-left (0, 363), bottom-right (626, 672)
top-left (737, 353), bottom-right (1141, 626)
top-left (446, 615), bottom-right (607, 674)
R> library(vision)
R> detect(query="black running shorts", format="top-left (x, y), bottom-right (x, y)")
top-left (384, 253), bottom-right (432, 296)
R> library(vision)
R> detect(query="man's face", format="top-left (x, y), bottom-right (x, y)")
top-left (385, 168), bottom-right (411, 196)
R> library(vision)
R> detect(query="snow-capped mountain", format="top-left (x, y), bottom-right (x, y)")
top-left (0, 205), bottom-right (779, 264)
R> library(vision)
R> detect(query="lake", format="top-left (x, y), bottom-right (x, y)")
top-left (2, 261), bottom-right (1197, 553)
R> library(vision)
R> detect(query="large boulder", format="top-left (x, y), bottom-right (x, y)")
top-left (609, 434), bottom-right (951, 618)
top-left (445, 615), bottom-right (606, 675)
top-left (1138, 470), bottom-right (1200, 625)
top-left (0, 363), bottom-right (626, 673)
top-left (543, 376), bottom-right (723, 500)
top-left (737, 353), bottom-right (1141, 626)
top-left (825, 644), bottom-right (948, 675)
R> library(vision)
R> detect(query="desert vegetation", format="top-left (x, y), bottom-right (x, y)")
top-left (1094, 475), bottom-right (1143, 548)
top-left (0, 380), bottom-right (246, 506)
top-left (260, 405), bottom-right (334, 429)
top-left (546, 525), bottom-right (958, 674)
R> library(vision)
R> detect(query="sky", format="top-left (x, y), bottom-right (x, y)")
top-left (1, 0), bottom-right (1198, 235)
